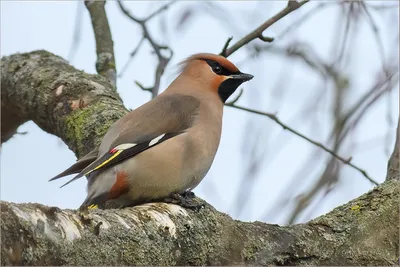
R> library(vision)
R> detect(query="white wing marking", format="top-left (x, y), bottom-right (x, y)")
top-left (114, 143), bottom-right (137, 150)
top-left (149, 134), bottom-right (166, 146)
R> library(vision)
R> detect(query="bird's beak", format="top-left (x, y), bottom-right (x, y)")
top-left (229, 72), bottom-right (254, 82)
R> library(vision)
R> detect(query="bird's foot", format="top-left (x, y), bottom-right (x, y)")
top-left (181, 191), bottom-right (196, 199)
top-left (78, 207), bottom-right (94, 224)
top-left (162, 192), bottom-right (204, 211)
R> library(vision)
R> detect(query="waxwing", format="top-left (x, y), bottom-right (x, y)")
top-left (50, 53), bottom-right (253, 209)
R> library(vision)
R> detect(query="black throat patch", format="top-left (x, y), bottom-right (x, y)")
top-left (218, 79), bottom-right (244, 103)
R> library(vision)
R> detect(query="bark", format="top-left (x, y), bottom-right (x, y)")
top-left (1, 50), bottom-right (127, 157)
top-left (1, 51), bottom-right (399, 265)
top-left (0, 180), bottom-right (398, 266)
top-left (85, 0), bottom-right (117, 86)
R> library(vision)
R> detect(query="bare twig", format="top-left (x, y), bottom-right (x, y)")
top-left (338, 71), bottom-right (398, 140)
top-left (117, 0), bottom-right (175, 98)
top-left (287, 158), bottom-right (339, 224)
top-left (135, 81), bottom-right (152, 92)
top-left (360, 2), bottom-right (386, 68)
top-left (365, 2), bottom-right (399, 11)
top-left (225, 88), bottom-right (243, 105)
top-left (119, 37), bottom-right (145, 78)
top-left (68, 1), bottom-right (84, 62)
top-left (225, 103), bottom-right (379, 185)
top-left (85, 0), bottom-right (117, 87)
top-left (277, 2), bottom-right (338, 39)
top-left (219, 36), bottom-right (233, 57)
top-left (259, 43), bottom-right (341, 79)
top-left (259, 35), bottom-right (274, 42)
top-left (282, 68), bottom-right (398, 224)
top-left (336, 4), bottom-right (352, 64)
top-left (339, 73), bottom-right (399, 145)
top-left (223, 0), bottom-right (310, 57)
top-left (145, 0), bottom-right (177, 21)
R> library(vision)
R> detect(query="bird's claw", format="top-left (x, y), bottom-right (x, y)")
top-left (78, 208), bottom-right (93, 224)
top-left (182, 191), bottom-right (196, 199)
top-left (163, 192), bottom-right (204, 211)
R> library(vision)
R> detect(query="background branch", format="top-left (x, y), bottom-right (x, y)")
top-left (117, 0), bottom-right (175, 98)
top-left (85, 0), bottom-right (117, 87)
top-left (68, 1), bottom-right (84, 62)
top-left (225, 103), bottom-right (379, 185)
top-left (221, 0), bottom-right (310, 57)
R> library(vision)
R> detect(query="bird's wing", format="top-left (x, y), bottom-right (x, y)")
top-left (53, 94), bottom-right (200, 187)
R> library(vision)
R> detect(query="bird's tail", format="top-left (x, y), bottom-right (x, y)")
top-left (49, 148), bottom-right (98, 182)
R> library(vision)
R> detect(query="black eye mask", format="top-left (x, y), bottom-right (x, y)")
top-left (203, 59), bottom-right (253, 103)
top-left (205, 59), bottom-right (240, 76)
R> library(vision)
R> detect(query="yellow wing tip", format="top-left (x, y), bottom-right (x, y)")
top-left (88, 204), bottom-right (98, 209)
top-left (85, 150), bottom-right (123, 176)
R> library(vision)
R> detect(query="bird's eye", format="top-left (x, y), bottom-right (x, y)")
top-left (212, 64), bottom-right (222, 74)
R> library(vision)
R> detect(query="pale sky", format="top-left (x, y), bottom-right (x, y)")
top-left (1, 1), bottom-right (398, 224)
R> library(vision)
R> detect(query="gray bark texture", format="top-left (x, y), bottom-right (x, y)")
top-left (1, 50), bottom-right (127, 157)
top-left (1, 51), bottom-right (399, 265)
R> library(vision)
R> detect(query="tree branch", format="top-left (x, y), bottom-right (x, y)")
top-left (219, 36), bottom-right (233, 57)
top-left (68, 1), bottom-right (84, 62)
top-left (225, 103), bottom-right (379, 185)
top-left (386, 101), bottom-right (399, 181)
top-left (1, 179), bottom-right (397, 265)
top-left (119, 36), bottom-right (145, 77)
top-left (0, 51), bottom-right (127, 157)
top-left (221, 0), bottom-right (309, 57)
top-left (85, 0), bottom-right (117, 87)
top-left (117, 0), bottom-right (175, 98)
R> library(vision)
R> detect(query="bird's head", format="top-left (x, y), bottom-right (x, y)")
top-left (176, 53), bottom-right (254, 103)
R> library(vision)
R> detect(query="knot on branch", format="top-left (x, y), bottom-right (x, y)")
top-left (288, 0), bottom-right (301, 9)
top-left (96, 52), bottom-right (116, 86)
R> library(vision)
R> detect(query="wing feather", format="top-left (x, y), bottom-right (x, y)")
top-left (59, 133), bottom-right (181, 188)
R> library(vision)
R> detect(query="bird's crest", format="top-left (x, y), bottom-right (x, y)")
top-left (177, 53), bottom-right (239, 74)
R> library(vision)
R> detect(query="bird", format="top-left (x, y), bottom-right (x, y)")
top-left (49, 53), bottom-right (254, 210)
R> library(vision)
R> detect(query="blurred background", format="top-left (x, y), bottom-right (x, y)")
top-left (1, 0), bottom-right (398, 225)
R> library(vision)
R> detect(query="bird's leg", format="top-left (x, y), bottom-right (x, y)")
top-left (78, 206), bottom-right (94, 224)
top-left (182, 191), bottom-right (196, 199)
top-left (173, 193), bottom-right (203, 210)
top-left (162, 191), bottom-right (203, 211)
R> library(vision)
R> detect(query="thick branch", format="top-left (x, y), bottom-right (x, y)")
top-left (1, 179), bottom-right (397, 265)
top-left (387, 111), bottom-right (400, 181)
top-left (0, 51), bottom-right (127, 157)
top-left (85, 0), bottom-right (117, 87)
